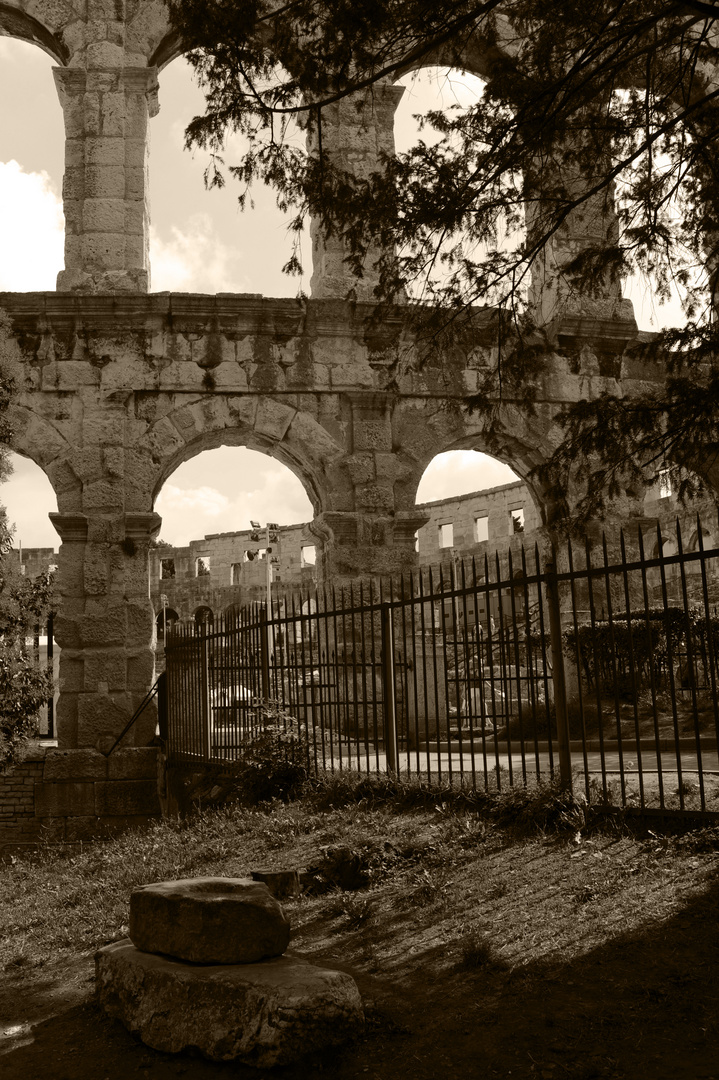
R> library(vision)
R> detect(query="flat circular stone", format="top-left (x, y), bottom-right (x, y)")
top-left (96, 940), bottom-right (364, 1067)
top-left (129, 877), bottom-right (290, 964)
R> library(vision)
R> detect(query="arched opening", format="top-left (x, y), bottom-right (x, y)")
top-left (194, 605), bottom-right (214, 627)
top-left (149, 57), bottom-right (309, 296)
top-left (393, 65), bottom-right (525, 305)
top-left (1, 451), bottom-right (59, 553)
top-left (156, 607), bottom-right (179, 639)
top-left (0, 36), bottom-right (64, 289)
top-left (0, 450), bottom-right (60, 737)
top-left (151, 445), bottom-right (315, 641)
top-left (414, 448), bottom-right (536, 566)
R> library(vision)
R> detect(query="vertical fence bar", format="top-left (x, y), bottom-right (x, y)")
top-left (494, 550), bottom-right (514, 787)
top-left (585, 539), bottom-right (609, 801)
top-left (534, 543), bottom-right (555, 782)
top-left (675, 519), bottom-right (706, 811)
top-left (520, 545), bottom-right (541, 782)
top-left (637, 525), bottom-right (665, 810)
top-left (696, 516), bottom-right (719, 751)
top-left (619, 528), bottom-right (646, 811)
top-left (46, 612), bottom-right (54, 739)
top-left (507, 547), bottom-right (528, 786)
top-left (656, 522), bottom-right (685, 808)
top-left (483, 553), bottom-right (503, 790)
top-left (544, 555), bottom-right (572, 791)
top-left (200, 625), bottom-right (211, 761)
top-left (601, 532), bottom-right (627, 807)
top-left (381, 600), bottom-right (399, 773)
top-left (459, 558), bottom-right (477, 791)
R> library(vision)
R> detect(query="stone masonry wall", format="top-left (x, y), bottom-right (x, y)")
top-left (0, 746), bottom-right (161, 858)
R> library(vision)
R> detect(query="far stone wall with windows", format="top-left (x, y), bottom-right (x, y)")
top-left (416, 480), bottom-right (541, 567)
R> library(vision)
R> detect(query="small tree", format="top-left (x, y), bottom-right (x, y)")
top-left (0, 312), bottom-right (55, 769)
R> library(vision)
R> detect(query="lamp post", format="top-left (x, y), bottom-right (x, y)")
top-left (250, 520), bottom-right (280, 659)
top-left (249, 520), bottom-right (280, 611)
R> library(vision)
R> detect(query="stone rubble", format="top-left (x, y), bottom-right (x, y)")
top-left (96, 876), bottom-right (364, 1067)
top-left (129, 876), bottom-right (290, 965)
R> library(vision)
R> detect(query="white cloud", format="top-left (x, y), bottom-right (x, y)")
top-left (149, 213), bottom-right (252, 293)
top-left (416, 451), bottom-right (519, 504)
top-left (0, 161), bottom-right (64, 290)
top-left (154, 448), bottom-right (314, 546)
top-left (1, 453), bottom-right (58, 549)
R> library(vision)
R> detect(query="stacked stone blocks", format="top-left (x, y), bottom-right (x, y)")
top-left (0, 746), bottom-right (161, 857)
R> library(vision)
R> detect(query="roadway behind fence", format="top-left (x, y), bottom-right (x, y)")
top-left (165, 517), bottom-right (719, 819)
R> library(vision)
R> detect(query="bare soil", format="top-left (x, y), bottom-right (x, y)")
top-left (1, 809), bottom-right (718, 1080)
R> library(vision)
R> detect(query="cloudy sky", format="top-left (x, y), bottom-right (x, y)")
top-left (0, 43), bottom-right (683, 549)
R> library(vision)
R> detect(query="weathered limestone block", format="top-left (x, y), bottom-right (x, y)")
top-left (96, 942), bottom-right (364, 1067)
top-left (34, 781), bottom-right (96, 818)
top-left (106, 747), bottom-right (159, 781)
top-left (250, 869), bottom-right (302, 899)
top-left (129, 878), bottom-right (291, 964)
top-left (95, 779), bottom-right (160, 817)
top-left (43, 748), bottom-right (108, 782)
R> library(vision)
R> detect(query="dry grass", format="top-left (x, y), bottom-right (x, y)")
top-left (1, 778), bottom-right (718, 1078)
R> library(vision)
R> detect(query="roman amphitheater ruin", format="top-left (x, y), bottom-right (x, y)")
top-left (0, 1), bottom-right (703, 844)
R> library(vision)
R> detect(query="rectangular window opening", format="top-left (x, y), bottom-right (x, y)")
top-left (439, 523), bottom-right (454, 549)
top-left (160, 558), bottom-right (175, 580)
top-left (196, 556), bottom-right (211, 577)
top-left (301, 544), bottom-right (316, 567)
top-left (474, 515), bottom-right (488, 543)
top-left (510, 508), bottom-right (525, 535)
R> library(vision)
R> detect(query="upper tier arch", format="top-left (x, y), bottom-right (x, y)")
top-left (0, 1), bottom-right (69, 64)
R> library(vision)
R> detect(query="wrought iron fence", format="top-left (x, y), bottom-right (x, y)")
top-left (165, 516), bottom-right (719, 818)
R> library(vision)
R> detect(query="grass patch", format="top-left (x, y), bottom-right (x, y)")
top-left (1, 772), bottom-right (718, 1080)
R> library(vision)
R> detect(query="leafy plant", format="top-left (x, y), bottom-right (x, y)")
top-left (0, 314), bottom-right (55, 769)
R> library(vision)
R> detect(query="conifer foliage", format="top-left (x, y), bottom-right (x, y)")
top-left (167, 0), bottom-right (719, 514)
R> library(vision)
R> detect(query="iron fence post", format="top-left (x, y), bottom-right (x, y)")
top-left (544, 559), bottom-right (573, 791)
top-left (157, 670), bottom-right (168, 743)
top-left (200, 629), bottom-right (211, 759)
top-left (260, 607), bottom-right (271, 702)
top-left (381, 602), bottom-right (399, 773)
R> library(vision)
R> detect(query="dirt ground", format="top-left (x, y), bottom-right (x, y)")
top-left (1, 825), bottom-right (718, 1080)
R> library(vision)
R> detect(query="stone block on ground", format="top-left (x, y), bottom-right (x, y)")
top-left (129, 877), bottom-right (290, 964)
top-left (250, 869), bottom-right (301, 899)
top-left (96, 941), bottom-right (364, 1067)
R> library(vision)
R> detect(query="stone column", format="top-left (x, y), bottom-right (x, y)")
top-left (312, 392), bottom-right (429, 585)
top-left (308, 83), bottom-right (405, 301)
top-left (53, 66), bottom-right (159, 293)
top-left (526, 127), bottom-right (636, 331)
top-left (50, 510), bottom-right (161, 750)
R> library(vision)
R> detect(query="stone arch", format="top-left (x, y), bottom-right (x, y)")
top-left (0, 1), bottom-right (69, 64)
top-left (147, 29), bottom-right (182, 71)
top-left (156, 606), bottom-right (179, 636)
top-left (194, 605), bottom-right (214, 627)
top-left (393, 398), bottom-right (560, 526)
top-left (9, 404), bottom-right (77, 514)
top-left (147, 396), bottom-right (346, 521)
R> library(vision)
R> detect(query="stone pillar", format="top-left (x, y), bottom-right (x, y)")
top-left (526, 129), bottom-right (635, 330)
top-left (50, 510), bottom-right (161, 750)
top-left (311, 392), bottom-right (429, 585)
top-left (308, 83), bottom-right (405, 301)
top-left (311, 508), bottom-right (428, 586)
top-left (53, 66), bottom-right (159, 293)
